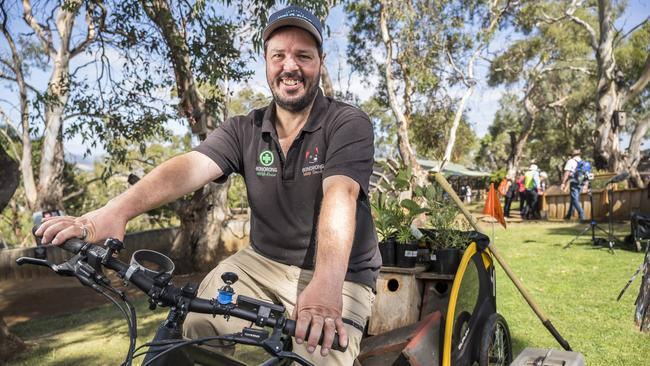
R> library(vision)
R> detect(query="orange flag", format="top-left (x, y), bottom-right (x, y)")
top-left (483, 183), bottom-right (507, 228)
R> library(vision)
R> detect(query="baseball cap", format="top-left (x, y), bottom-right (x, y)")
top-left (529, 164), bottom-right (538, 171)
top-left (263, 6), bottom-right (323, 46)
top-left (571, 148), bottom-right (581, 156)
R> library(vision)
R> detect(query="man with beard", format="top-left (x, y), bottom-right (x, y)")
top-left (34, 5), bottom-right (379, 365)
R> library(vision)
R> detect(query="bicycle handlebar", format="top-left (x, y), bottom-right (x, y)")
top-left (21, 238), bottom-right (345, 352)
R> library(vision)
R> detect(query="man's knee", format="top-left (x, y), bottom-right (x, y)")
top-left (183, 312), bottom-right (219, 339)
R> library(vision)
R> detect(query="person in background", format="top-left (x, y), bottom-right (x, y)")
top-left (465, 185), bottom-right (472, 204)
top-left (503, 177), bottom-right (516, 218)
top-left (459, 185), bottom-right (467, 201)
top-left (535, 171), bottom-right (548, 219)
top-left (561, 149), bottom-right (585, 220)
top-left (523, 164), bottom-right (540, 219)
top-left (517, 172), bottom-right (526, 217)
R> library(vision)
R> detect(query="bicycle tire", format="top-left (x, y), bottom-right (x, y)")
top-left (478, 313), bottom-right (512, 366)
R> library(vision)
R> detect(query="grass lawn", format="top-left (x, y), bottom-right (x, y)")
top-left (6, 221), bottom-right (650, 365)
top-left (490, 220), bottom-right (649, 365)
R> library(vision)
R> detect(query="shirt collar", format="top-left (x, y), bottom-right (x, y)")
top-left (261, 88), bottom-right (328, 135)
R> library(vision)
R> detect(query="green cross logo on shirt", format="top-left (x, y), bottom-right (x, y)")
top-left (259, 150), bottom-right (274, 166)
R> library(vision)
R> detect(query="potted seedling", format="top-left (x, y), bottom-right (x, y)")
top-left (393, 198), bottom-right (428, 268)
top-left (427, 202), bottom-right (471, 274)
top-left (371, 192), bottom-right (401, 267)
top-left (412, 183), bottom-right (472, 275)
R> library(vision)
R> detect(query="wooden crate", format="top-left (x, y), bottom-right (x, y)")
top-left (368, 267), bottom-right (424, 335)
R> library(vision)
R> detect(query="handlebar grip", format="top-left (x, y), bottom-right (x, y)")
top-left (32, 224), bottom-right (86, 254)
top-left (59, 238), bottom-right (88, 254)
top-left (283, 319), bottom-right (347, 352)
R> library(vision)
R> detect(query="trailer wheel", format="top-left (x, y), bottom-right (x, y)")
top-left (479, 313), bottom-right (512, 366)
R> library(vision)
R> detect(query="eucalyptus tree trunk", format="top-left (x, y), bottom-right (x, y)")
top-left (142, 0), bottom-right (231, 273)
top-left (442, 1), bottom-right (511, 170)
top-left (567, 0), bottom-right (650, 172)
top-left (23, 0), bottom-right (99, 210)
top-left (0, 6), bottom-right (37, 209)
top-left (626, 113), bottom-right (649, 188)
top-left (592, 0), bottom-right (620, 170)
top-left (505, 87), bottom-right (538, 179)
top-left (320, 63), bottom-right (335, 98)
top-left (379, 0), bottom-right (428, 187)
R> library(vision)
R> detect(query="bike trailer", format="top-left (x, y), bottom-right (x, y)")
top-left (358, 233), bottom-right (512, 366)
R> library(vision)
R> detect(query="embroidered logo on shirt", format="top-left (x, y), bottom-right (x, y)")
top-left (257, 149), bottom-right (278, 177)
top-left (302, 146), bottom-right (324, 176)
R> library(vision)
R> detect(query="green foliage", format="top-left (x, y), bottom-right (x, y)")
top-left (412, 183), bottom-right (471, 250)
top-left (370, 192), bottom-right (403, 242)
top-left (227, 174), bottom-right (248, 211)
top-left (410, 109), bottom-right (477, 164)
top-left (227, 86), bottom-right (271, 117)
top-left (615, 21), bottom-right (650, 117)
top-left (371, 161), bottom-right (469, 247)
top-left (0, 134), bottom-right (190, 247)
top-left (346, 0), bottom-right (505, 165)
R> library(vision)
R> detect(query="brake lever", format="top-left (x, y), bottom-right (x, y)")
top-left (16, 256), bottom-right (76, 276)
top-left (16, 256), bottom-right (55, 269)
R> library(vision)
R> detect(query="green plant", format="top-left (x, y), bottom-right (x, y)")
top-left (396, 198), bottom-right (429, 244)
top-left (412, 183), bottom-right (472, 250)
top-left (371, 161), bottom-right (425, 244)
top-left (370, 192), bottom-right (402, 242)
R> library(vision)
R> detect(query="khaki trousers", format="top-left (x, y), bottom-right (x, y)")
top-left (183, 245), bottom-right (375, 366)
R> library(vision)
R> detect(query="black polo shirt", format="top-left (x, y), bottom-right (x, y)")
top-left (194, 89), bottom-right (381, 291)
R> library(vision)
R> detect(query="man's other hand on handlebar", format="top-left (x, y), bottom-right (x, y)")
top-left (34, 205), bottom-right (127, 245)
top-left (293, 278), bottom-right (348, 357)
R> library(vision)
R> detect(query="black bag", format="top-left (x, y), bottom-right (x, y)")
top-left (631, 212), bottom-right (650, 241)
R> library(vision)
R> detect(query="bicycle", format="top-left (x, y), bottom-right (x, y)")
top-left (16, 230), bottom-right (345, 366)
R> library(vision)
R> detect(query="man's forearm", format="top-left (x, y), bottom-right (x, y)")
top-left (107, 151), bottom-right (221, 221)
top-left (312, 176), bottom-right (358, 288)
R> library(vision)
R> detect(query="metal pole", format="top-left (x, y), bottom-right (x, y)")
top-left (433, 172), bottom-right (573, 351)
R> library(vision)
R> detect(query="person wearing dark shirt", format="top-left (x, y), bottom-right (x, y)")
top-left (33, 6), bottom-right (379, 365)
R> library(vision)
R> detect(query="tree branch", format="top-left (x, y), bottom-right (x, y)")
top-left (22, 0), bottom-right (55, 56)
top-left (615, 16), bottom-right (649, 47)
top-left (565, 0), bottom-right (598, 51)
top-left (0, 72), bottom-right (40, 94)
top-left (622, 53), bottom-right (650, 106)
top-left (70, 2), bottom-right (106, 57)
top-left (540, 65), bottom-right (594, 75)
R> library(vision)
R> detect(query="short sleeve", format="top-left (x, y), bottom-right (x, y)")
top-left (563, 158), bottom-right (576, 172)
top-left (193, 117), bottom-right (243, 178)
top-left (322, 107), bottom-right (375, 197)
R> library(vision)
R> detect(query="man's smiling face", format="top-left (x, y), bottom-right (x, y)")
top-left (265, 27), bottom-right (322, 112)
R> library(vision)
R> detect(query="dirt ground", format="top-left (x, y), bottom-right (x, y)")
top-left (0, 272), bottom-right (207, 327)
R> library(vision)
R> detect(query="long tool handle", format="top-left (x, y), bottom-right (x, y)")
top-left (433, 172), bottom-right (573, 351)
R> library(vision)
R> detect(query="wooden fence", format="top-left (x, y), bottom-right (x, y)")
top-left (544, 187), bottom-right (650, 220)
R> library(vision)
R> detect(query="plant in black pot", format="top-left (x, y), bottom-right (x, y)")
top-left (371, 192), bottom-right (401, 267)
top-left (393, 198), bottom-right (429, 268)
top-left (425, 195), bottom-right (472, 275)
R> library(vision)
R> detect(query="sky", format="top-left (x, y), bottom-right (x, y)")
top-left (1, 1), bottom-right (649, 161)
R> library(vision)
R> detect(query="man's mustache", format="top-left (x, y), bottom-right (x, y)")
top-left (274, 71), bottom-right (304, 83)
